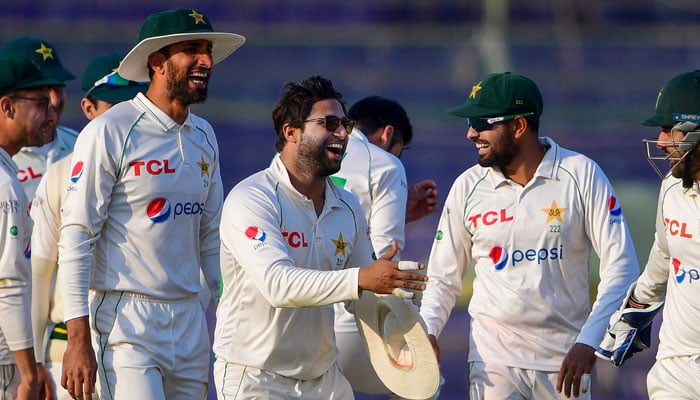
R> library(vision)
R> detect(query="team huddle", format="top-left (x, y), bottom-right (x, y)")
top-left (0, 6), bottom-right (697, 400)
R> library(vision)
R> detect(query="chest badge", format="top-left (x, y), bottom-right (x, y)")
top-left (332, 232), bottom-right (348, 257)
top-left (542, 199), bottom-right (567, 223)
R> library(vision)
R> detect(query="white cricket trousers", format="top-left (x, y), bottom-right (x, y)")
top-left (213, 359), bottom-right (353, 400)
top-left (647, 355), bottom-right (700, 399)
top-left (91, 290), bottom-right (210, 400)
top-left (0, 364), bottom-right (20, 400)
top-left (469, 361), bottom-right (591, 400)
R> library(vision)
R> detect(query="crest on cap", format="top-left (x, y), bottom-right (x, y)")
top-left (447, 72), bottom-right (543, 120)
top-left (118, 8), bottom-right (246, 82)
top-left (0, 36), bottom-right (75, 82)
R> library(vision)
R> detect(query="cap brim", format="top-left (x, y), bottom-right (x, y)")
top-left (119, 32), bottom-right (246, 82)
top-left (88, 83), bottom-right (148, 104)
top-left (447, 102), bottom-right (504, 119)
top-left (641, 115), bottom-right (665, 127)
top-left (354, 292), bottom-right (440, 400)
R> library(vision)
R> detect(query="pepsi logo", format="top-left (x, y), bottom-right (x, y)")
top-left (672, 258), bottom-right (686, 283)
top-left (608, 196), bottom-right (622, 216)
top-left (489, 246), bottom-right (508, 270)
top-left (71, 161), bottom-right (84, 183)
top-left (245, 226), bottom-right (266, 241)
top-left (147, 198), bottom-right (171, 223)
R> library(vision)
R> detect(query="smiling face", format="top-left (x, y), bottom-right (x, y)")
top-left (161, 39), bottom-right (213, 105)
top-left (466, 120), bottom-right (518, 169)
top-left (296, 99), bottom-right (350, 178)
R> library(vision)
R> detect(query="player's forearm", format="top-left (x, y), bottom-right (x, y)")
top-left (12, 347), bottom-right (38, 387)
top-left (58, 225), bottom-right (94, 320)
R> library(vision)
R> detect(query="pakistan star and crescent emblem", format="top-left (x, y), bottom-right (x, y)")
top-left (35, 43), bottom-right (54, 61)
top-left (470, 81), bottom-right (483, 98)
top-left (542, 200), bottom-right (567, 223)
top-left (197, 155), bottom-right (210, 177)
top-left (332, 232), bottom-right (348, 257)
top-left (189, 10), bottom-right (206, 24)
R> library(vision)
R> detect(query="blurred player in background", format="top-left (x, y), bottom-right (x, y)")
top-left (0, 55), bottom-right (62, 400)
top-left (419, 72), bottom-right (639, 399)
top-left (57, 8), bottom-right (244, 400)
top-left (597, 70), bottom-right (700, 399)
top-left (331, 95), bottom-right (437, 397)
top-left (31, 52), bottom-right (147, 400)
top-left (0, 36), bottom-right (78, 202)
top-left (213, 75), bottom-right (428, 399)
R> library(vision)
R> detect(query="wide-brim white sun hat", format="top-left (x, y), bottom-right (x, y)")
top-left (354, 291), bottom-right (440, 400)
top-left (119, 8), bottom-right (245, 82)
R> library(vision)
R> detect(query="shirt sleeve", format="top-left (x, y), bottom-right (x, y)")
top-left (222, 186), bottom-right (360, 308)
top-left (419, 178), bottom-right (473, 337)
top-left (58, 122), bottom-right (115, 321)
top-left (0, 180), bottom-right (33, 351)
top-left (634, 181), bottom-right (672, 303)
top-left (575, 163), bottom-right (640, 347)
top-left (198, 136), bottom-right (223, 304)
top-left (368, 159), bottom-right (407, 260)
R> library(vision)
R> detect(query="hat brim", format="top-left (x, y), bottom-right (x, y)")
top-left (354, 292), bottom-right (440, 400)
top-left (88, 83), bottom-right (148, 104)
top-left (119, 32), bottom-right (246, 82)
top-left (447, 102), bottom-right (505, 119)
top-left (641, 115), bottom-right (666, 127)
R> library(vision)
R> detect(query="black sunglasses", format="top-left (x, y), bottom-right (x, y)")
top-left (303, 115), bottom-right (355, 133)
top-left (467, 112), bottom-right (534, 132)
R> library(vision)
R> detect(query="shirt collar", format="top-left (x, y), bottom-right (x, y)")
top-left (487, 136), bottom-right (561, 187)
top-left (132, 92), bottom-right (194, 131)
top-left (269, 154), bottom-right (342, 209)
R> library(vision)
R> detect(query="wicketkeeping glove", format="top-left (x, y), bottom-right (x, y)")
top-left (595, 283), bottom-right (664, 368)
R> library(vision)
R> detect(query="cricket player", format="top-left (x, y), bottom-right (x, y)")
top-left (419, 72), bottom-right (639, 399)
top-left (0, 36), bottom-right (78, 202)
top-left (0, 55), bottom-right (63, 400)
top-left (57, 8), bottom-right (244, 400)
top-left (597, 70), bottom-right (700, 399)
top-left (213, 76), bottom-right (428, 399)
top-left (31, 52), bottom-right (147, 400)
top-left (331, 95), bottom-right (438, 396)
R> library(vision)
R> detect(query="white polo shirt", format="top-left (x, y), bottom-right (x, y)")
top-left (420, 136), bottom-right (639, 371)
top-left (214, 155), bottom-right (373, 380)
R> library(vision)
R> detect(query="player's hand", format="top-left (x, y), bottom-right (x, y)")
top-left (405, 179), bottom-right (438, 223)
top-left (62, 317), bottom-right (97, 400)
top-left (556, 343), bottom-right (596, 399)
top-left (15, 380), bottom-right (39, 400)
top-left (427, 334), bottom-right (441, 363)
top-left (357, 241), bottom-right (427, 297)
top-left (37, 363), bottom-right (54, 400)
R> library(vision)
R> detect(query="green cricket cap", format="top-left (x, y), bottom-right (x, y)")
top-left (81, 53), bottom-right (148, 104)
top-left (642, 70), bottom-right (700, 127)
top-left (0, 56), bottom-right (64, 97)
top-left (0, 36), bottom-right (75, 82)
top-left (448, 72), bottom-right (543, 120)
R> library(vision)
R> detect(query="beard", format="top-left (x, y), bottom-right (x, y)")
top-left (296, 132), bottom-right (342, 178)
top-left (477, 126), bottom-right (517, 169)
top-left (165, 60), bottom-right (208, 105)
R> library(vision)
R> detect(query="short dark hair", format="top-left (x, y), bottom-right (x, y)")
top-left (271, 76), bottom-right (347, 152)
top-left (348, 96), bottom-right (413, 147)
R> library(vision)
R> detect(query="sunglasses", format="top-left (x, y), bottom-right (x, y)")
top-left (467, 112), bottom-right (535, 132)
top-left (303, 115), bottom-right (355, 133)
top-left (10, 95), bottom-right (51, 115)
top-left (85, 71), bottom-right (147, 98)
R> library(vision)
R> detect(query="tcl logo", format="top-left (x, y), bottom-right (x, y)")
top-left (129, 160), bottom-right (176, 176)
top-left (282, 231), bottom-right (308, 248)
top-left (17, 167), bottom-right (42, 182)
top-left (468, 209), bottom-right (513, 229)
top-left (665, 218), bottom-right (693, 239)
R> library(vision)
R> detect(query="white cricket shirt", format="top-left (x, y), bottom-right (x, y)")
top-left (59, 93), bottom-right (223, 320)
top-left (420, 137), bottom-right (639, 371)
top-left (0, 147), bottom-right (33, 364)
top-left (331, 128), bottom-right (407, 333)
top-left (634, 176), bottom-right (700, 359)
top-left (214, 155), bottom-right (373, 381)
